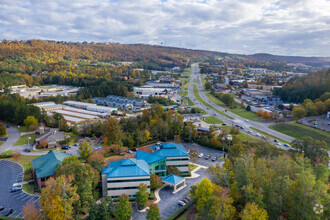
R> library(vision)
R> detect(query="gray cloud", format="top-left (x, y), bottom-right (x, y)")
top-left (0, 0), bottom-right (329, 56)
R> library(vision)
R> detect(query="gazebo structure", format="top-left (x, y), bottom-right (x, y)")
top-left (162, 174), bottom-right (186, 193)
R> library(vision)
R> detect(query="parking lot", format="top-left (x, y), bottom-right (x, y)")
top-left (182, 143), bottom-right (224, 167)
top-left (0, 160), bottom-right (40, 218)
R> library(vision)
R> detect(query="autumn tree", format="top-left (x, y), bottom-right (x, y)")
top-left (114, 194), bottom-right (133, 220)
top-left (256, 109), bottom-right (263, 116)
top-left (135, 183), bottom-right (149, 209)
top-left (23, 201), bottom-right (41, 220)
top-left (24, 116), bottom-right (38, 130)
top-left (167, 166), bottom-right (180, 176)
top-left (146, 204), bottom-right (161, 220)
top-left (150, 174), bottom-right (162, 191)
top-left (240, 203), bottom-right (268, 220)
top-left (87, 152), bottom-right (106, 172)
top-left (102, 118), bottom-right (123, 145)
top-left (87, 197), bottom-right (113, 220)
top-left (38, 138), bottom-right (48, 149)
top-left (189, 149), bottom-right (198, 162)
top-left (291, 137), bottom-right (328, 164)
top-left (39, 175), bottom-right (79, 220)
top-left (78, 140), bottom-right (93, 162)
top-left (11, 150), bottom-right (22, 160)
top-left (62, 155), bottom-right (80, 166)
top-left (56, 162), bottom-right (99, 213)
top-left (292, 106), bottom-right (306, 120)
top-left (0, 123), bottom-right (7, 137)
top-left (205, 81), bottom-right (213, 90)
top-left (315, 101), bottom-right (326, 115)
top-left (262, 111), bottom-right (270, 120)
top-left (192, 178), bottom-right (214, 212)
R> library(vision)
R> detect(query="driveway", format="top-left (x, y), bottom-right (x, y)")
top-left (0, 160), bottom-right (40, 218)
top-left (0, 125), bottom-right (20, 153)
top-left (132, 166), bottom-right (211, 220)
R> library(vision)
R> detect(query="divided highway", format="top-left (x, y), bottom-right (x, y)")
top-left (187, 63), bottom-right (295, 145)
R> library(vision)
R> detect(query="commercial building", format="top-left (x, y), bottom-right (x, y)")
top-left (102, 142), bottom-right (188, 198)
top-left (32, 150), bottom-right (69, 189)
top-left (63, 101), bottom-right (117, 114)
top-left (138, 142), bottom-right (189, 174)
top-left (101, 159), bottom-right (150, 198)
top-left (10, 85), bottom-right (78, 99)
top-left (93, 95), bottom-right (147, 110)
top-left (34, 127), bottom-right (66, 148)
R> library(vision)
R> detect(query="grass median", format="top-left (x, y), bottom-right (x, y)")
top-left (250, 127), bottom-right (290, 144)
top-left (193, 85), bottom-right (233, 119)
top-left (205, 92), bottom-right (262, 122)
top-left (204, 116), bottom-right (223, 124)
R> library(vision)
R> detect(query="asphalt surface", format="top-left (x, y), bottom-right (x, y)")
top-left (132, 167), bottom-right (210, 220)
top-left (182, 143), bottom-right (224, 167)
top-left (0, 125), bottom-right (20, 153)
top-left (188, 63), bottom-right (295, 145)
top-left (0, 160), bottom-right (40, 218)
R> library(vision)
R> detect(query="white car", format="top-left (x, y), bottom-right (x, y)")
top-left (248, 130), bottom-right (252, 133)
top-left (277, 143), bottom-right (282, 146)
top-left (256, 133), bottom-right (261, 137)
top-left (198, 153), bottom-right (204, 158)
top-left (245, 119), bottom-right (249, 122)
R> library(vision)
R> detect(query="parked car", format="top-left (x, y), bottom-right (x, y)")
top-left (256, 133), bottom-right (261, 137)
top-left (205, 155), bottom-right (210, 160)
top-left (127, 150), bottom-right (133, 154)
top-left (9, 186), bottom-right (21, 193)
top-left (212, 156), bottom-right (217, 161)
top-left (274, 139), bottom-right (278, 143)
top-left (61, 146), bottom-right (70, 150)
top-left (2, 209), bottom-right (13, 216)
top-left (0, 205), bottom-right (4, 211)
top-left (248, 130), bottom-right (252, 133)
top-left (277, 143), bottom-right (282, 146)
top-left (186, 150), bottom-right (190, 154)
top-left (198, 153), bottom-right (204, 158)
top-left (240, 126), bottom-right (244, 129)
top-left (245, 119), bottom-right (249, 122)
top-left (178, 201), bottom-right (185, 206)
top-left (5, 125), bottom-right (9, 128)
top-left (235, 124), bottom-right (240, 127)
top-left (222, 123), bottom-right (227, 126)
top-left (283, 144), bottom-right (290, 148)
top-left (182, 198), bottom-right (190, 203)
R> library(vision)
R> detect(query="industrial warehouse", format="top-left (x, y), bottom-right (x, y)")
top-left (32, 101), bottom-right (117, 123)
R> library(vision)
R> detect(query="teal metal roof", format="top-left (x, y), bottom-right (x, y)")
top-left (162, 174), bottom-right (184, 184)
top-left (151, 143), bottom-right (188, 158)
top-left (136, 150), bottom-right (166, 164)
top-left (32, 150), bottom-right (69, 179)
top-left (102, 159), bottom-right (150, 178)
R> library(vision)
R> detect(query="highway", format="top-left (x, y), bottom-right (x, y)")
top-left (187, 63), bottom-right (295, 147)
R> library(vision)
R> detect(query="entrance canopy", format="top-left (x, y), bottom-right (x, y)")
top-left (162, 174), bottom-right (186, 193)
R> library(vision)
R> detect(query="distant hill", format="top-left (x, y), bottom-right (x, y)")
top-left (247, 53), bottom-right (330, 64)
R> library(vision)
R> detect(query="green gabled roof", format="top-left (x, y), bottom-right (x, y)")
top-left (32, 150), bottom-right (69, 179)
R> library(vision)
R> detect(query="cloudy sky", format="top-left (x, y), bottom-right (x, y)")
top-left (1, 0), bottom-right (330, 56)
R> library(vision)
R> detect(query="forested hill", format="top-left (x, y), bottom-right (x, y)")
top-left (274, 68), bottom-right (330, 102)
top-left (248, 53), bottom-right (330, 64)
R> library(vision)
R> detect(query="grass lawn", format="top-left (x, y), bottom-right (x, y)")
top-left (65, 132), bottom-right (79, 145)
top-left (222, 126), bottom-right (259, 142)
top-left (194, 79), bottom-right (197, 83)
top-left (204, 116), bottom-right (223, 124)
top-left (7, 155), bottom-right (39, 170)
top-left (191, 107), bottom-right (207, 115)
top-left (206, 92), bottom-right (262, 122)
top-left (14, 134), bottom-right (37, 146)
top-left (186, 97), bottom-right (195, 106)
top-left (189, 163), bottom-right (198, 171)
top-left (193, 85), bottom-right (233, 119)
top-left (179, 90), bottom-right (188, 96)
top-left (22, 183), bottom-right (34, 194)
top-left (0, 141), bottom-right (4, 146)
top-left (269, 121), bottom-right (330, 147)
top-left (16, 126), bottom-right (30, 132)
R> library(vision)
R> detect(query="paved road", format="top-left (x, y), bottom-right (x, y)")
top-left (0, 125), bottom-right (20, 153)
top-left (132, 168), bottom-right (210, 220)
top-left (0, 160), bottom-right (40, 218)
top-left (188, 63), bottom-right (295, 144)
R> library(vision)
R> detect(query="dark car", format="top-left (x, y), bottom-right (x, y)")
top-left (222, 123), bottom-right (227, 126)
top-left (61, 146), bottom-right (70, 150)
top-left (205, 155), bottom-right (210, 160)
top-left (2, 209), bottom-right (13, 216)
top-left (5, 125), bottom-right (9, 128)
top-left (283, 144), bottom-right (290, 148)
top-left (240, 126), bottom-right (244, 129)
top-left (9, 186), bottom-right (21, 193)
top-left (235, 124), bottom-right (240, 127)
top-left (274, 139), bottom-right (278, 143)
top-left (0, 205), bottom-right (4, 211)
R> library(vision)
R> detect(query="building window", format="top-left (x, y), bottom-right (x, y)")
top-left (107, 178), bottom-right (150, 183)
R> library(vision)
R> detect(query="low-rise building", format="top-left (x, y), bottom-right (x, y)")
top-left (93, 95), bottom-right (147, 110)
top-left (35, 128), bottom-right (65, 148)
top-left (32, 150), bottom-right (69, 189)
top-left (101, 159), bottom-right (150, 198)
